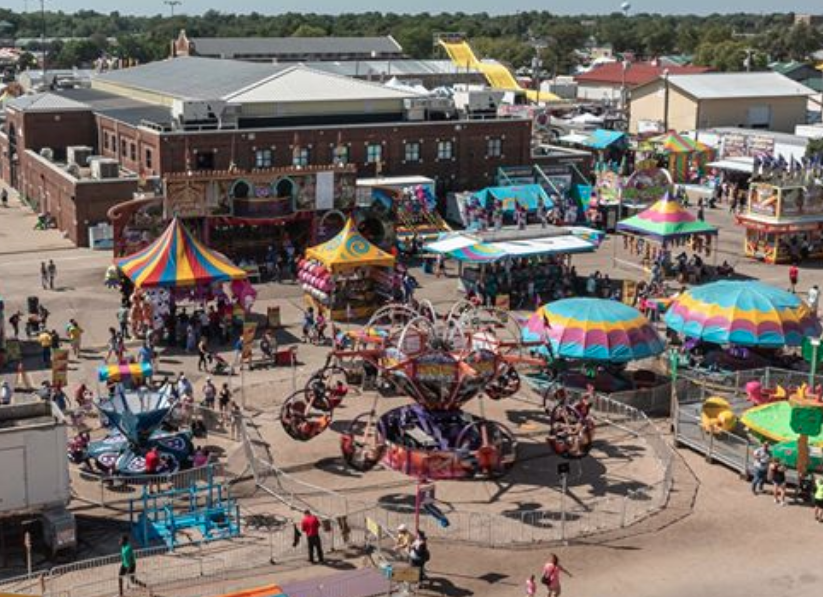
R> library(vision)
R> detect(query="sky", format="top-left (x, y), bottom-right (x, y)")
top-left (24, 1), bottom-right (823, 17)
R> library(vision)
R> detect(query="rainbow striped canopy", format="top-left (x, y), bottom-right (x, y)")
top-left (117, 218), bottom-right (246, 288)
top-left (522, 298), bottom-right (665, 363)
top-left (664, 281), bottom-right (821, 347)
top-left (616, 195), bottom-right (717, 241)
top-left (652, 132), bottom-right (710, 154)
top-left (306, 219), bottom-right (395, 272)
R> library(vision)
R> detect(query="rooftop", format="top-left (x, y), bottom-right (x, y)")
top-left (665, 72), bottom-right (816, 99)
top-left (225, 66), bottom-right (421, 104)
top-left (301, 59), bottom-right (481, 78)
top-left (575, 62), bottom-right (708, 86)
top-left (93, 57), bottom-right (288, 101)
top-left (6, 92), bottom-right (91, 113)
top-left (189, 35), bottom-right (403, 58)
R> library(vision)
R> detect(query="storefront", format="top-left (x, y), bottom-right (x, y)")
top-left (738, 182), bottom-right (823, 264)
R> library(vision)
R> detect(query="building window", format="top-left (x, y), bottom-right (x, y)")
top-left (292, 146), bottom-right (310, 167)
top-left (120, 138), bottom-right (127, 156)
top-left (145, 148), bottom-right (153, 169)
top-left (195, 151), bottom-right (215, 170)
top-left (487, 137), bottom-right (502, 158)
top-left (129, 142), bottom-right (136, 161)
top-left (366, 143), bottom-right (382, 164)
top-left (103, 132), bottom-right (109, 151)
top-left (436, 140), bottom-right (453, 161)
top-left (333, 145), bottom-right (349, 165)
top-left (404, 142), bottom-right (421, 163)
top-left (255, 148), bottom-right (273, 168)
top-left (111, 136), bottom-right (117, 153)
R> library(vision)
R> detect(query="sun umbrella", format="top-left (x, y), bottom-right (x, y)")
top-left (664, 280), bottom-right (820, 347)
top-left (522, 298), bottom-right (665, 363)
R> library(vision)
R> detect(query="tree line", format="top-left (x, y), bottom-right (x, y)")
top-left (1, 9), bottom-right (821, 74)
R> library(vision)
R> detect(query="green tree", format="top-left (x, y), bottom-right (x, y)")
top-left (291, 24), bottom-right (326, 37)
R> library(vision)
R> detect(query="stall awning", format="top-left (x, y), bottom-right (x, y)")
top-left (424, 233), bottom-right (479, 254)
top-left (472, 185), bottom-right (554, 212)
top-left (443, 234), bottom-right (597, 263)
top-left (558, 133), bottom-right (590, 145)
top-left (581, 129), bottom-right (626, 149)
top-left (617, 195), bottom-right (718, 241)
top-left (706, 157), bottom-right (754, 174)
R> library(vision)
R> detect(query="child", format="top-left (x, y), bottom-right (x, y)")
top-left (525, 574), bottom-right (536, 597)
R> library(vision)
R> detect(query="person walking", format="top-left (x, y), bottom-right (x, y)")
top-left (38, 328), bottom-right (53, 365)
top-left (541, 554), bottom-right (571, 597)
top-left (67, 319), bottom-right (83, 357)
top-left (117, 302), bottom-right (130, 339)
top-left (118, 535), bottom-right (137, 596)
top-left (770, 460), bottom-right (787, 506)
top-left (9, 310), bottom-right (21, 338)
top-left (1, 380), bottom-right (13, 406)
top-left (300, 509), bottom-right (324, 564)
top-left (218, 383), bottom-right (231, 424)
top-left (47, 260), bottom-right (57, 290)
top-left (40, 262), bottom-right (48, 290)
top-left (197, 336), bottom-right (209, 372)
top-left (229, 401), bottom-right (242, 440)
top-left (525, 574), bottom-right (537, 597)
top-left (815, 476), bottom-right (823, 523)
top-left (1, 187), bottom-right (8, 207)
top-left (751, 441), bottom-right (771, 495)
top-left (809, 284), bottom-right (820, 316)
top-left (409, 531), bottom-right (430, 581)
top-left (789, 264), bottom-right (799, 293)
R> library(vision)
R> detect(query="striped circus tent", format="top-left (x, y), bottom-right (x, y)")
top-left (616, 194), bottom-right (717, 242)
top-left (117, 218), bottom-right (246, 288)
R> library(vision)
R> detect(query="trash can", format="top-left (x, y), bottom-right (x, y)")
top-left (27, 296), bottom-right (40, 315)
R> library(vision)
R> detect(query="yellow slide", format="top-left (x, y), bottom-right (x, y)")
top-left (439, 39), bottom-right (559, 103)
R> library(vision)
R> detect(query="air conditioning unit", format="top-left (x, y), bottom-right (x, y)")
top-left (65, 163), bottom-right (80, 178)
top-left (171, 99), bottom-right (227, 123)
top-left (67, 145), bottom-right (93, 167)
top-left (40, 147), bottom-right (54, 161)
top-left (90, 158), bottom-right (119, 180)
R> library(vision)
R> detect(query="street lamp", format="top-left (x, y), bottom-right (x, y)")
top-left (662, 68), bottom-right (670, 133)
top-left (164, 0), bottom-right (182, 17)
top-left (809, 336), bottom-right (822, 386)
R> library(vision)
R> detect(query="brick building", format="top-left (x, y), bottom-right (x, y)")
top-left (1, 56), bottom-right (544, 251)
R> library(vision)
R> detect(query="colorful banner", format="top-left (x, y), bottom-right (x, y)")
top-left (52, 348), bottom-right (69, 387)
top-left (242, 322), bottom-right (258, 362)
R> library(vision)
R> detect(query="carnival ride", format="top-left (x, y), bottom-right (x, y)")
top-left (82, 384), bottom-right (194, 476)
top-left (279, 301), bottom-right (596, 479)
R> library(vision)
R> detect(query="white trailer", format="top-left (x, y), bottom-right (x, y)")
top-left (0, 400), bottom-right (75, 554)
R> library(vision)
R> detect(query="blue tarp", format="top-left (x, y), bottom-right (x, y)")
top-left (471, 185), bottom-right (554, 213)
top-left (582, 129), bottom-right (627, 150)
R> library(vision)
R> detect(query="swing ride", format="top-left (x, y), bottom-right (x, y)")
top-left (279, 301), bottom-right (597, 480)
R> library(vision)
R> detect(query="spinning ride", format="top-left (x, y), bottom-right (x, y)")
top-left (280, 301), bottom-right (558, 479)
top-left (83, 385), bottom-right (193, 476)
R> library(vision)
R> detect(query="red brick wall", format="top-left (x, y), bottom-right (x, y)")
top-left (17, 150), bottom-right (138, 246)
top-left (19, 110), bottom-right (97, 156)
top-left (97, 117), bottom-right (162, 178)
top-left (96, 117), bottom-right (534, 192)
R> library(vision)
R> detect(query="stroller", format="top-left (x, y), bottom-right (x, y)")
top-left (208, 352), bottom-right (231, 375)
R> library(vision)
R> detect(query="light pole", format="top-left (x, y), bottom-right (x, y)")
top-left (39, 0), bottom-right (46, 85)
top-left (662, 69), bottom-right (670, 133)
top-left (164, 0), bottom-right (182, 17)
top-left (809, 337), bottom-right (821, 387)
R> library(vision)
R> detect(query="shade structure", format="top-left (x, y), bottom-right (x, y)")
top-left (651, 132), bottom-right (710, 154)
top-left (208, 585), bottom-right (288, 597)
top-left (98, 362), bottom-right (153, 383)
top-left (306, 219), bottom-right (395, 272)
top-left (581, 129), bottom-right (627, 150)
top-left (772, 439), bottom-right (823, 471)
top-left (616, 194), bottom-right (718, 242)
top-left (664, 280), bottom-right (821, 347)
top-left (522, 298), bottom-right (666, 363)
top-left (117, 218), bottom-right (246, 288)
top-left (446, 243), bottom-right (507, 263)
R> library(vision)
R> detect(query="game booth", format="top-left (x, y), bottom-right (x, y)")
top-left (737, 181), bottom-right (823, 264)
top-left (116, 218), bottom-right (254, 341)
top-left (299, 219), bottom-right (397, 320)
top-left (615, 194), bottom-right (718, 278)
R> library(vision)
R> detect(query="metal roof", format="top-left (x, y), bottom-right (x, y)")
top-left (93, 57), bottom-right (288, 100)
top-left (6, 92), bottom-right (90, 113)
top-left (190, 36), bottom-right (402, 58)
top-left (666, 72), bottom-right (816, 100)
top-left (58, 88), bottom-right (173, 127)
top-left (226, 66), bottom-right (421, 103)
top-left (301, 59), bottom-right (480, 77)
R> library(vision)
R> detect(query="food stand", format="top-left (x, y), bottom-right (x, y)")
top-left (737, 181), bottom-right (823, 264)
top-left (300, 219), bottom-right (396, 320)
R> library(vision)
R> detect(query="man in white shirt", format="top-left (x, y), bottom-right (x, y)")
top-left (808, 284), bottom-right (819, 316)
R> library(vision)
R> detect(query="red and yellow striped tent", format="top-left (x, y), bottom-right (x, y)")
top-left (117, 218), bottom-right (246, 288)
